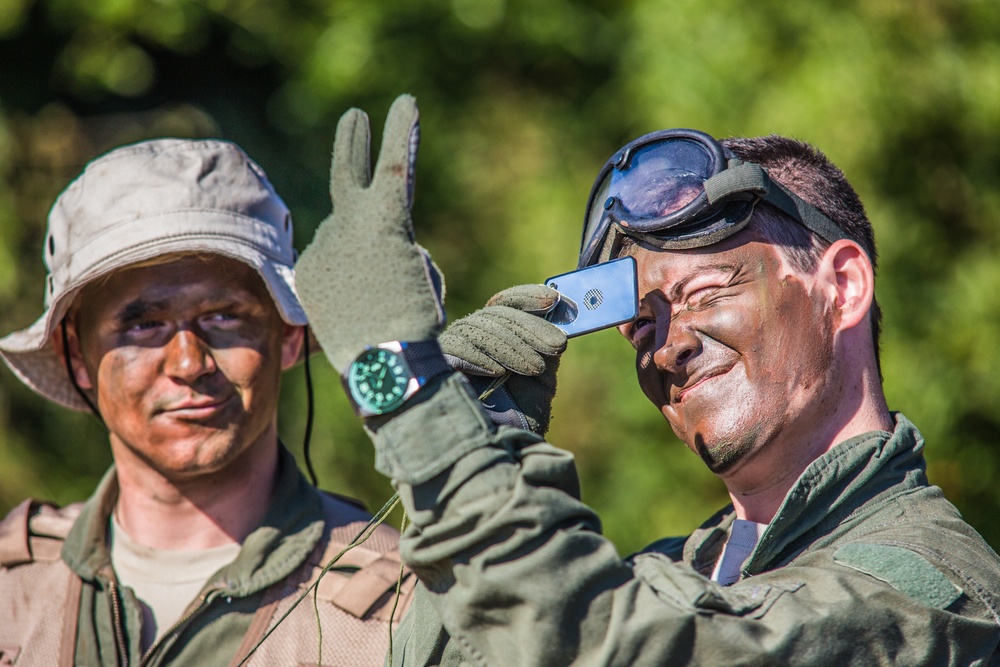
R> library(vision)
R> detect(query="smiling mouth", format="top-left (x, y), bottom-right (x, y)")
top-left (673, 366), bottom-right (733, 403)
top-left (159, 396), bottom-right (234, 419)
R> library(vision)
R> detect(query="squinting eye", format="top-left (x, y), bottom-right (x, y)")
top-left (686, 285), bottom-right (724, 309)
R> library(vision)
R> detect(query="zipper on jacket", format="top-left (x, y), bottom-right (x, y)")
top-left (139, 586), bottom-right (221, 666)
top-left (108, 578), bottom-right (130, 667)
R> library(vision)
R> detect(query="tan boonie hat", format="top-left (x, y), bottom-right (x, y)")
top-left (0, 138), bottom-right (308, 411)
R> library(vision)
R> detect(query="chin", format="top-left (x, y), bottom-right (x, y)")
top-left (681, 421), bottom-right (764, 476)
top-left (695, 441), bottom-right (748, 475)
top-left (142, 433), bottom-right (248, 479)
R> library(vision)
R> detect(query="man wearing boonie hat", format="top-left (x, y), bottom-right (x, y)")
top-left (0, 138), bottom-right (414, 666)
top-left (294, 96), bottom-right (1000, 665)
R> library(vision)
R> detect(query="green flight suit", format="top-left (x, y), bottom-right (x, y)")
top-left (372, 375), bottom-right (1000, 666)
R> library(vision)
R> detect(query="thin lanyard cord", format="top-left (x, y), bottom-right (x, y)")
top-left (301, 330), bottom-right (319, 487)
top-left (234, 493), bottom-right (402, 666)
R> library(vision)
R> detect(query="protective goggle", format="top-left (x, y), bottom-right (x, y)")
top-left (578, 128), bottom-right (850, 268)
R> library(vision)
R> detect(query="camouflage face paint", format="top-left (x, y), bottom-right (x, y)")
top-left (621, 234), bottom-right (838, 479)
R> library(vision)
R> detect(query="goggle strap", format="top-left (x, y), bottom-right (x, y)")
top-left (707, 160), bottom-right (851, 245)
top-left (763, 181), bottom-right (851, 245)
top-left (704, 161), bottom-right (769, 204)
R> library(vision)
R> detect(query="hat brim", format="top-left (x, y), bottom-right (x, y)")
top-left (0, 238), bottom-right (310, 411)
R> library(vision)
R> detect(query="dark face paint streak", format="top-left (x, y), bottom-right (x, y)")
top-left (73, 256), bottom-right (289, 481)
top-left (627, 236), bottom-right (839, 476)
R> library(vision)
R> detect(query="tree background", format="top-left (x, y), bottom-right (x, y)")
top-left (1, 0), bottom-right (998, 555)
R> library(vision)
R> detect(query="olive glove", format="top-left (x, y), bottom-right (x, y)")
top-left (440, 284), bottom-right (568, 436)
top-left (296, 94), bottom-right (445, 374)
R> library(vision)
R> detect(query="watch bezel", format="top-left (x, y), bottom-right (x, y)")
top-left (347, 342), bottom-right (420, 416)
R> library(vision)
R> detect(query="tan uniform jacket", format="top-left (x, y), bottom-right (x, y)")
top-left (0, 446), bottom-right (414, 666)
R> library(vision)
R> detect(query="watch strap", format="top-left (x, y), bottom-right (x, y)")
top-left (397, 340), bottom-right (452, 381)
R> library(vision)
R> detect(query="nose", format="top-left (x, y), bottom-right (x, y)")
top-left (652, 318), bottom-right (702, 374)
top-left (163, 330), bottom-right (217, 383)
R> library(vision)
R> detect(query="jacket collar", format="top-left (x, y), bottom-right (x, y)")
top-left (743, 412), bottom-right (924, 575)
top-left (679, 413), bottom-right (926, 577)
top-left (62, 444), bottom-right (325, 597)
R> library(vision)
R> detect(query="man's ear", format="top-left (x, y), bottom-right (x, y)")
top-left (822, 240), bottom-right (875, 332)
top-left (280, 324), bottom-right (307, 370)
top-left (53, 318), bottom-right (95, 391)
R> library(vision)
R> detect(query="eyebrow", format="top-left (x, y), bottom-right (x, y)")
top-left (114, 299), bottom-right (169, 324)
top-left (666, 263), bottom-right (738, 302)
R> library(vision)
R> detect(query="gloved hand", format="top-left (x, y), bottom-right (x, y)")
top-left (439, 284), bottom-right (568, 436)
top-left (296, 95), bottom-right (445, 373)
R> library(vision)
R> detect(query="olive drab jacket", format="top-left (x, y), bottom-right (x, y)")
top-left (0, 446), bottom-right (414, 666)
top-left (371, 375), bottom-right (1000, 666)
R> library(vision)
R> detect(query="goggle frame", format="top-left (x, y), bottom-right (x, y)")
top-left (578, 129), bottom-right (850, 268)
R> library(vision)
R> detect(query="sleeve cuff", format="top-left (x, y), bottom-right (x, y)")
top-left (366, 373), bottom-right (498, 484)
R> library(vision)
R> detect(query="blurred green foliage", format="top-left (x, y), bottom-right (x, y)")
top-left (1, 0), bottom-right (998, 555)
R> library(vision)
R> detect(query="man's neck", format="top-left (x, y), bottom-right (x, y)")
top-left (111, 431), bottom-right (281, 551)
top-left (724, 370), bottom-right (893, 524)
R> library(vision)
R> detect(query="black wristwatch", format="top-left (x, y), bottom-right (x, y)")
top-left (343, 340), bottom-right (452, 417)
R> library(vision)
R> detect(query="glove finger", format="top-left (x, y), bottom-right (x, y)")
top-left (476, 307), bottom-right (568, 357)
top-left (445, 313), bottom-right (550, 376)
top-left (444, 306), bottom-right (567, 374)
top-left (372, 94), bottom-right (420, 209)
top-left (441, 353), bottom-right (497, 377)
top-left (486, 284), bottom-right (560, 315)
top-left (331, 108), bottom-right (372, 194)
top-left (439, 323), bottom-right (511, 376)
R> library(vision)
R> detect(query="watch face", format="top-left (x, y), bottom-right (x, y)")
top-left (348, 348), bottom-right (412, 415)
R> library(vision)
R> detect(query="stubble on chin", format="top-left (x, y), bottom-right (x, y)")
top-left (114, 424), bottom-right (244, 484)
top-left (692, 420), bottom-right (764, 475)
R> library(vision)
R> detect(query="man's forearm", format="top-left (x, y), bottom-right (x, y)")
top-left (372, 373), bottom-right (635, 665)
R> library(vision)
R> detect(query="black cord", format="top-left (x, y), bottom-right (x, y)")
top-left (60, 319), bottom-right (104, 424)
top-left (302, 329), bottom-right (318, 487)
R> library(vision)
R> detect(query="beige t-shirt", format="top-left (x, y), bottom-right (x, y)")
top-left (110, 515), bottom-right (242, 650)
top-left (710, 519), bottom-right (768, 586)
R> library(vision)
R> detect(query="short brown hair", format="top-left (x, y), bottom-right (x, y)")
top-left (722, 135), bottom-right (882, 369)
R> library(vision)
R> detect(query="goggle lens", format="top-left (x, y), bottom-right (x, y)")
top-left (615, 139), bottom-right (713, 218)
top-left (582, 135), bottom-right (723, 266)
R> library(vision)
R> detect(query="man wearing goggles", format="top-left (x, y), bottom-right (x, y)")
top-left (297, 96), bottom-right (1000, 666)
